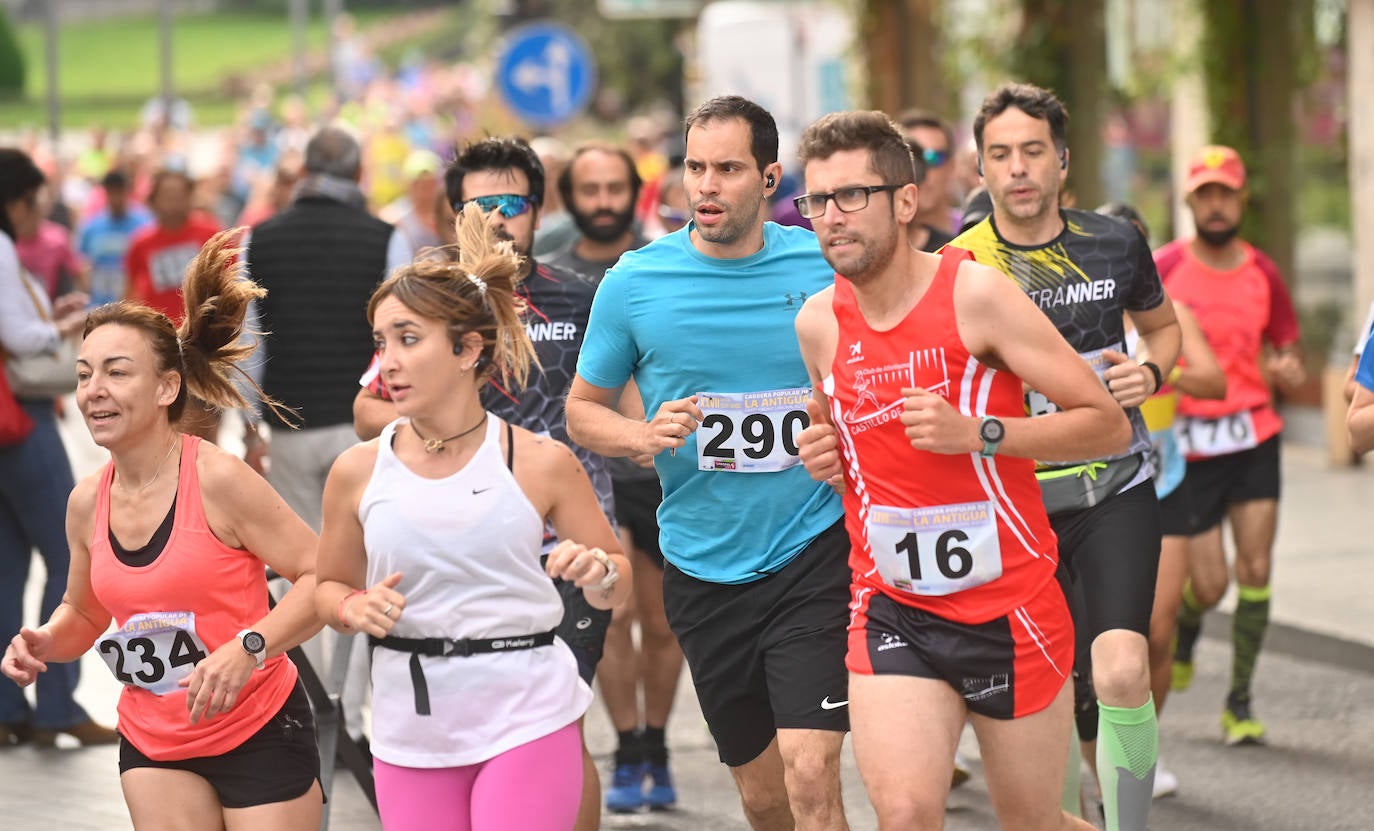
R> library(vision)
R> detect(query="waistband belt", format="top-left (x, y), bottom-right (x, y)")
top-left (370, 630), bottom-right (557, 715)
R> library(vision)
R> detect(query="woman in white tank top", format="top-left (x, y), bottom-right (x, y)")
top-left (314, 202), bottom-right (632, 831)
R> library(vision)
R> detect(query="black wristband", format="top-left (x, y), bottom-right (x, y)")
top-left (1141, 361), bottom-right (1163, 395)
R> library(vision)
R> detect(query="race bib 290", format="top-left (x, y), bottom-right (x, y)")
top-left (696, 388), bottom-right (811, 473)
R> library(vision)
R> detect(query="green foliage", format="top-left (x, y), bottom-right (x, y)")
top-left (0, 7), bottom-right (26, 98)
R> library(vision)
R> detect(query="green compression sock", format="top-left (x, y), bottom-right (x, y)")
top-left (1174, 581), bottom-right (1205, 663)
top-left (1230, 584), bottom-right (1272, 704)
top-left (1097, 697), bottom-right (1158, 831)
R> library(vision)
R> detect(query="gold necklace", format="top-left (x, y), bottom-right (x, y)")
top-left (411, 413), bottom-right (488, 454)
top-left (117, 436), bottom-right (179, 496)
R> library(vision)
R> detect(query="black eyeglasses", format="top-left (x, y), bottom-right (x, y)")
top-left (793, 185), bottom-right (900, 220)
top-left (921, 148), bottom-right (951, 168)
top-left (455, 193), bottom-right (535, 219)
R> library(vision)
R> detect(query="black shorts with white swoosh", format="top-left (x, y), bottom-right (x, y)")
top-left (662, 519), bottom-right (851, 767)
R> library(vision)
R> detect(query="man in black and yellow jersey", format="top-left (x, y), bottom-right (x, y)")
top-left (951, 83), bottom-right (1180, 831)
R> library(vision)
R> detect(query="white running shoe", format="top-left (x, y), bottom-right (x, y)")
top-left (1152, 758), bottom-right (1179, 799)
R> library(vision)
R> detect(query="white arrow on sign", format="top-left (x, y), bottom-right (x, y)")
top-left (512, 39), bottom-right (573, 115)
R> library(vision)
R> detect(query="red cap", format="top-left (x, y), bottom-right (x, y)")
top-left (1184, 145), bottom-right (1246, 194)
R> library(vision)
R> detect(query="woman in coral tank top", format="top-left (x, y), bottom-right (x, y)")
top-left (1, 230), bottom-right (325, 829)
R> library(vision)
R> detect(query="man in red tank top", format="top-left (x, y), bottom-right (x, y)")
top-left (791, 111), bottom-right (1130, 830)
top-left (1155, 146), bottom-right (1304, 746)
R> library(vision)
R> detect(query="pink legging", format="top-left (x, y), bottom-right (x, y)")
top-left (373, 722), bottom-right (582, 831)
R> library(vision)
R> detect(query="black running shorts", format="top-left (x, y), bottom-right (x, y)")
top-left (1158, 470), bottom-right (1195, 537)
top-left (611, 474), bottom-right (664, 568)
top-left (1050, 479), bottom-right (1161, 639)
top-left (848, 577), bottom-right (1073, 720)
top-left (1181, 435), bottom-right (1282, 533)
top-left (118, 681), bottom-right (321, 809)
top-left (662, 519), bottom-right (851, 767)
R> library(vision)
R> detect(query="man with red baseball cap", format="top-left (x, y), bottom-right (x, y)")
top-left (1153, 145), bottom-right (1304, 750)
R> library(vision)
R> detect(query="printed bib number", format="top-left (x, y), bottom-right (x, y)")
top-left (1026, 345), bottom-right (1119, 417)
top-left (866, 501), bottom-right (1003, 596)
top-left (148, 244), bottom-right (201, 292)
top-left (1177, 411), bottom-right (1256, 458)
top-left (696, 388), bottom-right (810, 472)
top-left (98, 611), bottom-right (209, 695)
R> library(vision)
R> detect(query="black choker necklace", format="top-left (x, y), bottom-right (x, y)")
top-left (412, 413), bottom-right (487, 454)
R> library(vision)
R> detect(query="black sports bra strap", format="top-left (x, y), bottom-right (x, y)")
top-left (505, 419), bottom-right (514, 471)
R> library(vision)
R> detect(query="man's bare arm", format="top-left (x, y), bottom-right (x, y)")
top-left (567, 375), bottom-right (703, 459)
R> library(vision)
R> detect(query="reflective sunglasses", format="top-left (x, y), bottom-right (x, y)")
top-left (921, 147), bottom-right (951, 169)
top-left (793, 185), bottom-right (900, 220)
top-left (456, 193), bottom-right (535, 219)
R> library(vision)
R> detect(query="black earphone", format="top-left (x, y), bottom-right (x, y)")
top-left (766, 174), bottom-right (775, 188)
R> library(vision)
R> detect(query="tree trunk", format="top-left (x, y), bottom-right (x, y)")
top-left (860, 0), bottom-right (950, 115)
top-left (1200, 0), bottom-right (1312, 286)
top-left (1010, 0), bottom-right (1106, 209)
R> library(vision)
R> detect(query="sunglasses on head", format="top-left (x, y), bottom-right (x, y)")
top-left (456, 193), bottom-right (535, 219)
top-left (922, 148), bottom-right (951, 169)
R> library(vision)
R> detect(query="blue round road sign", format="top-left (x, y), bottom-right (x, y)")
top-left (497, 22), bottom-right (598, 128)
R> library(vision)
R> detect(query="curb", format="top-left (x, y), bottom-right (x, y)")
top-left (1204, 610), bottom-right (1374, 676)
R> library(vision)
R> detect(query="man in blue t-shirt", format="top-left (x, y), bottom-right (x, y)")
top-left (76, 170), bottom-right (152, 307)
top-left (567, 96), bottom-right (850, 830)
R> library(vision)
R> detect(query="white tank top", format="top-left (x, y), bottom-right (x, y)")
top-left (360, 416), bottom-right (591, 767)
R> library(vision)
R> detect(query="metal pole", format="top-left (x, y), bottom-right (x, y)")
top-left (43, 0), bottom-right (59, 147)
top-left (159, 0), bottom-right (174, 126)
top-left (290, 0), bottom-right (308, 96)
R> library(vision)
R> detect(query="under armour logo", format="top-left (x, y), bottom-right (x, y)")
top-left (785, 291), bottom-right (808, 308)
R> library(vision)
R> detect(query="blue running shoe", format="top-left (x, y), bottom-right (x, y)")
top-left (645, 762), bottom-right (677, 809)
top-left (605, 762), bottom-right (648, 813)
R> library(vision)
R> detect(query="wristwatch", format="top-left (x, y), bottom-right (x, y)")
top-left (588, 548), bottom-right (620, 592)
top-left (978, 416), bottom-right (1005, 458)
top-left (237, 629), bottom-right (267, 669)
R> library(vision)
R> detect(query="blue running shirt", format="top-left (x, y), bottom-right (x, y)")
top-left (578, 222), bottom-right (842, 584)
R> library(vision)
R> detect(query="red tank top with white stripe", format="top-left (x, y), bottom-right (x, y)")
top-left (824, 246), bottom-right (1059, 624)
top-left (89, 434), bottom-right (297, 760)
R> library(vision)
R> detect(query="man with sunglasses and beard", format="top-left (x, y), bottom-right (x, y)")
top-left (1155, 145), bottom-right (1303, 749)
top-left (352, 136), bottom-right (616, 831)
top-left (898, 109), bottom-right (959, 235)
top-left (545, 143), bottom-right (687, 815)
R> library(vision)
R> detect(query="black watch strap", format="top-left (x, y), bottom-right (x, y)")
top-left (1141, 361), bottom-right (1163, 394)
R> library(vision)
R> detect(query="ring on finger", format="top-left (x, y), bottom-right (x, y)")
top-left (382, 603), bottom-right (394, 616)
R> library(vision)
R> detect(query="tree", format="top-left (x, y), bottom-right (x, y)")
top-left (1199, 0), bottom-right (1318, 286)
top-left (859, 0), bottom-right (953, 118)
top-left (0, 6), bottom-right (25, 99)
top-left (1007, 0), bottom-right (1107, 209)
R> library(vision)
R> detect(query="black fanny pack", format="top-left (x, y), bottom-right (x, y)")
top-left (370, 630), bottom-right (556, 715)
top-left (1035, 454), bottom-right (1143, 517)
